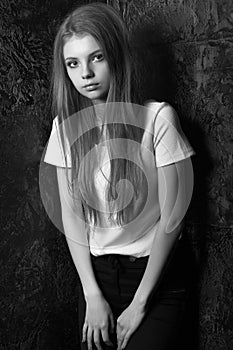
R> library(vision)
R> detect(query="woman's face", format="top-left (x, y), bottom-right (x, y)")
top-left (63, 34), bottom-right (111, 104)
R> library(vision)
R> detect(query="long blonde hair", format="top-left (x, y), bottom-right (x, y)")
top-left (52, 2), bottom-right (145, 226)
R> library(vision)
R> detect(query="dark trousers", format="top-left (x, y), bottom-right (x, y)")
top-left (78, 237), bottom-right (190, 350)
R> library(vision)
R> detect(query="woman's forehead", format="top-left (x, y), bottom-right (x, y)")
top-left (63, 34), bottom-right (102, 58)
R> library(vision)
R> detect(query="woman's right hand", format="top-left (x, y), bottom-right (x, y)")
top-left (82, 294), bottom-right (115, 350)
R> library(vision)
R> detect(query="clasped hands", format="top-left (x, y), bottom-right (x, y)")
top-left (82, 294), bottom-right (146, 350)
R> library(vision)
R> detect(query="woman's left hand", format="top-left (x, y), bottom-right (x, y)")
top-left (116, 300), bottom-right (146, 350)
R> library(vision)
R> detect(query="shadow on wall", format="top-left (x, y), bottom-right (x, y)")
top-left (130, 13), bottom-right (215, 350)
top-left (131, 26), bottom-right (176, 103)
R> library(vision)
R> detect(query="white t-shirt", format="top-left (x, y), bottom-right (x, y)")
top-left (43, 101), bottom-right (196, 257)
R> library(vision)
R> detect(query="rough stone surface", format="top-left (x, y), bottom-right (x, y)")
top-left (1, 0), bottom-right (233, 349)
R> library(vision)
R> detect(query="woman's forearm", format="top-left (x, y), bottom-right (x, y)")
top-left (133, 157), bottom-right (193, 307)
top-left (133, 218), bottom-right (184, 307)
top-left (63, 214), bottom-right (103, 300)
top-left (56, 167), bottom-right (102, 300)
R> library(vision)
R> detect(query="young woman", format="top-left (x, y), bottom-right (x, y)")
top-left (43, 2), bottom-right (196, 350)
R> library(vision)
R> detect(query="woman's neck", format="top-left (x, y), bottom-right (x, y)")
top-left (93, 102), bottom-right (106, 117)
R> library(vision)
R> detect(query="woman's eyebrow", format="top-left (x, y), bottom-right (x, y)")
top-left (65, 49), bottom-right (102, 61)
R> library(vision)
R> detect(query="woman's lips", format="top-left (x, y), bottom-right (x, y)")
top-left (83, 83), bottom-right (99, 91)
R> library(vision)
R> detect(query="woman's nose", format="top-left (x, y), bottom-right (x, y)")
top-left (81, 64), bottom-right (94, 79)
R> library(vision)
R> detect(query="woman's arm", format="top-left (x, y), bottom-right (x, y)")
top-left (116, 157), bottom-right (194, 350)
top-left (56, 167), bottom-right (102, 299)
top-left (57, 167), bottom-right (115, 350)
top-left (133, 156), bottom-right (194, 306)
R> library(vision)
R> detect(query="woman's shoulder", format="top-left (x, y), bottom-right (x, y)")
top-left (143, 100), bottom-right (179, 124)
top-left (144, 100), bottom-right (170, 113)
top-left (52, 115), bottom-right (59, 128)
top-left (47, 115), bottom-right (60, 136)
top-left (144, 99), bottom-right (166, 106)
top-left (144, 99), bottom-right (166, 107)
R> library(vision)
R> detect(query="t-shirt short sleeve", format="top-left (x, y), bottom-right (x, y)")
top-left (43, 116), bottom-right (72, 168)
top-left (152, 102), bottom-right (196, 167)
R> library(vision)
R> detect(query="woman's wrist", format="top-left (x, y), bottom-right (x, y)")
top-left (132, 293), bottom-right (148, 310)
top-left (84, 288), bottom-right (103, 301)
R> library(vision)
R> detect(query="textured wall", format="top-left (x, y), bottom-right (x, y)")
top-left (1, 0), bottom-right (85, 349)
top-left (1, 0), bottom-right (233, 349)
top-left (113, 1), bottom-right (233, 348)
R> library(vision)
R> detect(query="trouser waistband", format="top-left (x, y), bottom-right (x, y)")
top-left (90, 253), bottom-right (149, 269)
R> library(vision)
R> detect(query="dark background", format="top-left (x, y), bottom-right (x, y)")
top-left (1, 0), bottom-right (233, 349)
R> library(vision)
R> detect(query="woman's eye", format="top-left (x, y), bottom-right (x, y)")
top-left (67, 60), bottom-right (79, 68)
top-left (92, 54), bottom-right (104, 62)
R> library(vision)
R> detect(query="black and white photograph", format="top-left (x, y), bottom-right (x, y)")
top-left (1, 1), bottom-right (233, 349)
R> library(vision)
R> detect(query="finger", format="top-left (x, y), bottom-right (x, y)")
top-left (117, 336), bottom-right (123, 350)
top-left (87, 326), bottom-right (93, 350)
top-left (116, 322), bottom-right (124, 340)
top-left (101, 328), bottom-right (114, 347)
top-left (121, 332), bottom-right (131, 350)
top-left (117, 330), bottom-right (125, 350)
top-left (93, 328), bottom-right (103, 350)
top-left (82, 322), bottom-right (88, 342)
